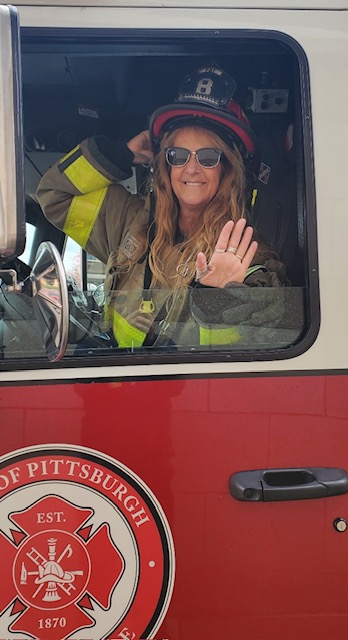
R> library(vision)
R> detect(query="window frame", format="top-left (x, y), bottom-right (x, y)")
top-left (0, 26), bottom-right (319, 370)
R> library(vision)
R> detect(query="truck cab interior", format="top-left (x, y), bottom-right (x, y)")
top-left (0, 27), bottom-right (315, 364)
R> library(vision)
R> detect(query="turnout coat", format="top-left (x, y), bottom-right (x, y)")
top-left (37, 136), bottom-right (295, 350)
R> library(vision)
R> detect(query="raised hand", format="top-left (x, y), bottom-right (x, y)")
top-left (127, 130), bottom-right (154, 165)
top-left (195, 219), bottom-right (258, 288)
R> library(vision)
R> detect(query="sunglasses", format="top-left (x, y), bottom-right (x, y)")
top-left (165, 146), bottom-right (224, 168)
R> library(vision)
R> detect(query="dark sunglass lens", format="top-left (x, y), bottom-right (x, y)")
top-left (166, 147), bottom-right (189, 166)
top-left (197, 148), bottom-right (221, 167)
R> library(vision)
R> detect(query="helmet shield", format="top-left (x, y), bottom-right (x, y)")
top-left (177, 65), bottom-right (237, 109)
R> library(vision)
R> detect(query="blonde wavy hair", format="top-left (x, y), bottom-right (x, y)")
top-left (149, 126), bottom-right (247, 288)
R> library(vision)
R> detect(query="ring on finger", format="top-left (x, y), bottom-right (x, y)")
top-left (236, 253), bottom-right (243, 260)
top-left (228, 246), bottom-right (237, 254)
top-left (214, 248), bottom-right (225, 253)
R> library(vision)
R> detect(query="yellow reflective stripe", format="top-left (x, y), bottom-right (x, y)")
top-left (199, 325), bottom-right (240, 346)
top-left (244, 265), bottom-right (266, 279)
top-left (63, 187), bottom-right (107, 248)
top-left (61, 150), bottom-right (112, 193)
top-left (113, 309), bottom-right (146, 348)
top-left (60, 145), bottom-right (79, 163)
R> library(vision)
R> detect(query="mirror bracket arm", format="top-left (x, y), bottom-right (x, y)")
top-left (0, 268), bottom-right (23, 293)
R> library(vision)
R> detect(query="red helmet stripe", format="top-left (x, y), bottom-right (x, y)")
top-left (152, 108), bottom-right (256, 153)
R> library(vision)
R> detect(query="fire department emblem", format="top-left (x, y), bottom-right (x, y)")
top-left (0, 445), bottom-right (175, 640)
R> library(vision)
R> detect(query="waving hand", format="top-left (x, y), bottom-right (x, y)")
top-left (196, 219), bottom-right (258, 288)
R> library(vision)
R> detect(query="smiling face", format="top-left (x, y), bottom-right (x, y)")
top-left (169, 127), bottom-right (223, 218)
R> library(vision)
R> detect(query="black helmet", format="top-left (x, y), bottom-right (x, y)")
top-left (149, 65), bottom-right (258, 166)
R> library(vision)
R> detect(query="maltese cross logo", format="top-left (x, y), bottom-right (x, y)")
top-left (0, 446), bottom-right (175, 639)
top-left (1, 495), bottom-right (124, 639)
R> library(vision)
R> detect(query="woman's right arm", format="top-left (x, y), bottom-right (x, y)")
top-left (36, 137), bottom-right (140, 264)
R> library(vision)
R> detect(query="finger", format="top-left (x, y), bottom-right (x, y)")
top-left (227, 218), bottom-right (247, 250)
top-left (214, 220), bottom-right (234, 252)
top-left (126, 132), bottom-right (143, 153)
top-left (142, 130), bottom-right (152, 147)
top-left (240, 240), bottom-right (258, 268)
top-left (135, 152), bottom-right (153, 164)
top-left (142, 150), bottom-right (154, 163)
top-left (127, 130), bottom-right (153, 163)
top-left (235, 225), bottom-right (254, 258)
top-left (196, 251), bottom-right (208, 272)
top-left (195, 252), bottom-right (212, 282)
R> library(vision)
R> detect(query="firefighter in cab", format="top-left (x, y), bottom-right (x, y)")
top-left (37, 65), bottom-right (288, 349)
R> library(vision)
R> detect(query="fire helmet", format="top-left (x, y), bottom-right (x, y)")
top-left (149, 65), bottom-right (258, 167)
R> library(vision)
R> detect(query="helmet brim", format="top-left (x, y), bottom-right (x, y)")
top-left (149, 103), bottom-right (257, 156)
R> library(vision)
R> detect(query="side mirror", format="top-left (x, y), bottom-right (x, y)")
top-left (0, 6), bottom-right (25, 262)
top-left (30, 241), bottom-right (69, 361)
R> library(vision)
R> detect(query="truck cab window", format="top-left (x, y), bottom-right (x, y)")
top-left (19, 223), bottom-right (35, 265)
top-left (0, 29), bottom-right (317, 366)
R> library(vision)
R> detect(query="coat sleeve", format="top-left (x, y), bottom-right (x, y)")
top-left (36, 137), bottom-right (145, 264)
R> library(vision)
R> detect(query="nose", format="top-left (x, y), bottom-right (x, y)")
top-left (185, 152), bottom-right (200, 173)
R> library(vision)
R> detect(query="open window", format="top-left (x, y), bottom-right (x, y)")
top-left (0, 27), bottom-right (319, 367)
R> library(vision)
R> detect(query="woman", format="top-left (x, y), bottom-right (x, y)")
top-left (37, 66), bottom-right (288, 350)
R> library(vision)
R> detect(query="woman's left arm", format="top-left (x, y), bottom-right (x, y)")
top-left (191, 219), bottom-right (290, 344)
